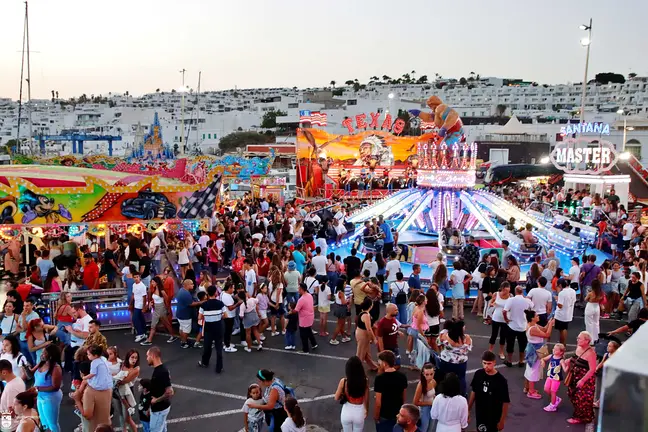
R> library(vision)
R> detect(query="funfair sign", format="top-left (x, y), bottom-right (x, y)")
top-left (550, 137), bottom-right (618, 174)
top-left (560, 122), bottom-right (610, 136)
top-left (341, 113), bottom-right (406, 135)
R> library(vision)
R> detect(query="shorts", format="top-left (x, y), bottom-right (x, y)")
top-left (318, 305), bottom-right (330, 313)
top-left (544, 377), bottom-right (561, 393)
top-left (180, 263), bottom-right (189, 268)
top-left (332, 303), bottom-right (348, 319)
top-left (407, 327), bottom-right (419, 337)
top-left (427, 324), bottom-right (440, 337)
top-left (269, 304), bottom-right (285, 316)
top-left (259, 310), bottom-right (268, 320)
top-left (623, 240), bottom-right (631, 250)
top-left (151, 302), bottom-right (168, 327)
top-left (554, 319), bottom-right (569, 331)
top-left (178, 318), bottom-right (192, 334)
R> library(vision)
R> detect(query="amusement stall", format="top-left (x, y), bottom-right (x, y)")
top-left (7, 113), bottom-right (274, 328)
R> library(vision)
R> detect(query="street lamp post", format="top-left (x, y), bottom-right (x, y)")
top-left (579, 19), bottom-right (592, 125)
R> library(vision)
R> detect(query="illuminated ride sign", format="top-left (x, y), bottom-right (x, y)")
top-left (560, 122), bottom-right (610, 136)
top-left (550, 137), bottom-right (618, 174)
top-left (342, 112), bottom-right (406, 135)
top-left (417, 170), bottom-right (476, 188)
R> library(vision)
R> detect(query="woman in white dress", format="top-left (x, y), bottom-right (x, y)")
top-left (584, 280), bottom-right (604, 344)
top-left (524, 310), bottom-right (555, 400)
top-left (430, 373), bottom-right (468, 432)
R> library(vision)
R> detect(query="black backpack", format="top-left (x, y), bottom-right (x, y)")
top-left (393, 282), bottom-right (407, 305)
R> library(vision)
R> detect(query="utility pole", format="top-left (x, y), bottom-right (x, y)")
top-left (179, 68), bottom-right (186, 155)
top-left (579, 18), bottom-right (592, 125)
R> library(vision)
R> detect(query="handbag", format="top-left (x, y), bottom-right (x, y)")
top-left (339, 378), bottom-right (348, 405)
top-left (564, 347), bottom-right (591, 387)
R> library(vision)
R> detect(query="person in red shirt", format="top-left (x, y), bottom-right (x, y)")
top-left (82, 253), bottom-right (100, 290)
top-left (162, 266), bottom-right (176, 319)
top-left (377, 303), bottom-right (402, 369)
top-left (597, 219), bottom-right (608, 250)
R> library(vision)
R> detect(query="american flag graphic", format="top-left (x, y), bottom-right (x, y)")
top-left (299, 110), bottom-right (327, 126)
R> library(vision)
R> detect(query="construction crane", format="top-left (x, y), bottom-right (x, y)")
top-left (37, 134), bottom-right (122, 156)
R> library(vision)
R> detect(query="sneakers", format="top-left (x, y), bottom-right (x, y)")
top-left (543, 403), bottom-right (557, 412)
top-left (329, 339), bottom-right (340, 345)
top-left (232, 329), bottom-right (241, 336)
top-left (197, 361), bottom-right (208, 368)
top-left (134, 335), bottom-right (146, 343)
top-left (555, 396), bottom-right (562, 407)
top-left (253, 340), bottom-right (259, 345)
top-left (527, 392), bottom-right (542, 400)
top-left (284, 345), bottom-right (293, 350)
top-left (259, 335), bottom-right (266, 341)
top-left (194, 342), bottom-right (204, 349)
top-left (256, 344), bottom-right (263, 351)
top-left (312, 344), bottom-right (319, 350)
top-left (241, 341), bottom-right (248, 347)
top-left (271, 332), bottom-right (280, 337)
top-left (244, 347), bottom-right (252, 353)
top-left (140, 340), bottom-right (152, 346)
top-left (341, 336), bottom-right (351, 343)
top-left (281, 330), bottom-right (286, 335)
top-left (224, 345), bottom-right (237, 353)
top-left (167, 336), bottom-right (178, 343)
top-left (180, 342), bottom-right (190, 349)
top-left (504, 361), bottom-right (513, 367)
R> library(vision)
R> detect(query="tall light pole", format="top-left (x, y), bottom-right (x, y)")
top-left (179, 68), bottom-right (186, 155)
top-left (616, 109), bottom-right (635, 154)
top-left (579, 19), bottom-right (592, 125)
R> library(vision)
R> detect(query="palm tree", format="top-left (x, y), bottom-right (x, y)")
top-left (55, 91), bottom-right (59, 99)
top-left (382, 75), bottom-right (391, 82)
top-left (330, 80), bottom-right (336, 87)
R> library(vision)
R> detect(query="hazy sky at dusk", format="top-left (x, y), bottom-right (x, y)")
top-left (1, 0), bottom-right (647, 100)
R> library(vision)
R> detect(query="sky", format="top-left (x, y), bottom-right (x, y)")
top-left (1, 0), bottom-right (647, 100)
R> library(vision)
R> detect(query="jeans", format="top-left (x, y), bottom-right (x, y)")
top-left (150, 407), bottom-right (171, 432)
top-left (340, 402), bottom-right (365, 431)
top-left (285, 292), bottom-right (299, 309)
top-left (37, 390), bottom-right (62, 432)
top-left (438, 360), bottom-right (468, 396)
top-left (142, 421), bottom-right (151, 432)
top-left (626, 297), bottom-right (644, 322)
top-left (201, 321), bottom-right (224, 372)
top-left (376, 417), bottom-right (396, 432)
top-left (132, 308), bottom-right (146, 336)
top-left (393, 300), bottom-right (408, 324)
top-left (224, 317), bottom-right (235, 347)
top-left (420, 405), bottom-right (432, 432)
top-left (152, 259), bottom-right (162, 276)
top-left (55, 321), bottom-right (71, 346)
top-left (285, 330), bottom-right (296, 347)
top-left (299, 326), bottom-right (317, 353)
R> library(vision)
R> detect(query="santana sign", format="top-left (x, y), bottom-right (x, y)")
top-left (550, 138), bottom-right (618, 174)
top-left (560, 122), bottom-right (610, 136)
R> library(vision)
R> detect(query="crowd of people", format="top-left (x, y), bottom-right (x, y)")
top-left (0, 187), bottom-right (644, 432)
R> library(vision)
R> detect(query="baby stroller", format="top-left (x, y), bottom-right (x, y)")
top-left (594, 333), bottom-right (621, 361)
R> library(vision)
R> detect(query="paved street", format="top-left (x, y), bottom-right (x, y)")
top-left (60, 306), bottom-right (620, 431)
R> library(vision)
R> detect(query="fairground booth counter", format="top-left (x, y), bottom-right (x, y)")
top-left (2, 149), bottom-right (274, 328)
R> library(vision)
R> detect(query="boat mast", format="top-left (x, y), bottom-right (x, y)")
top-left (25, 1), bottom-right (33, 154)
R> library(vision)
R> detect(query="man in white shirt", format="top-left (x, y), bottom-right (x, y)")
top-left (311, 247), bottom-right (328, 280)
top-left (0, 359), bottom-right (25, 431)
top-left (581, 192), bottom-right (592, 208)
top-left (198, 231), bottom-right (210, 249)
top-left (526, 277), bottom-right (553, 326)
top-left (149, 232), bottom-right (164, 276)
top-left (502, 286), bottom-right (532, 367)
top-left (131, 273), bottom-right (149, 342)
top-left (623, 221), bottom-right (635, 250)
top-left (428, 252), bottom-right (446, 274)
top-left (243, 259), bottom-right (257, 296)
top-left (554, 279), bottom-right (577, 345)
top-left (501, 241), bottom-right (512, 270)
top-left (385, 251), bottom-right (402, 285)
top-left (361, 253), bottom-right (378, 278)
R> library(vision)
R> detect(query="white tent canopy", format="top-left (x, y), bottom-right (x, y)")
top-left (492, 115), bottom-right (529, 135)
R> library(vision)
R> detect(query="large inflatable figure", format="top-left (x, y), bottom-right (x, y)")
top-left (409, 96), bottom-right (465, 146)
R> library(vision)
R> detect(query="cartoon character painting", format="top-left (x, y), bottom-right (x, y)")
top-left (19, 189), bottom-right (72, 224)
top-left (353, 134), bottom-right (395, 168)
top-left (409, 96), bottom-right (465, 146)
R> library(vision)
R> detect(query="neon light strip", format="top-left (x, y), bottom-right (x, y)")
top-left (459, 191), bottom-right (502, 242)
top-left (396, 190), bottom-right (435, 232)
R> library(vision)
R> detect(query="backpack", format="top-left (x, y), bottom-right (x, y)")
top-left (393, 281), bottom-right (407, 305)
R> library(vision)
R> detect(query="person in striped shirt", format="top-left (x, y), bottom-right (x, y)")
top-left (197, 285), bottom-right (226, 373)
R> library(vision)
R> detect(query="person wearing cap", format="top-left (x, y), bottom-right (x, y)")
top-left (284, 261), bottom-right (302, 306)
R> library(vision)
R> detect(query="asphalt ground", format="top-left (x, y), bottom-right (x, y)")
top-left (59, 306), bottom-right (623, 432)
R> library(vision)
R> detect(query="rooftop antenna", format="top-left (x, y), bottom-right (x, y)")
top-left (16, 1), bottom-right (34, 155)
